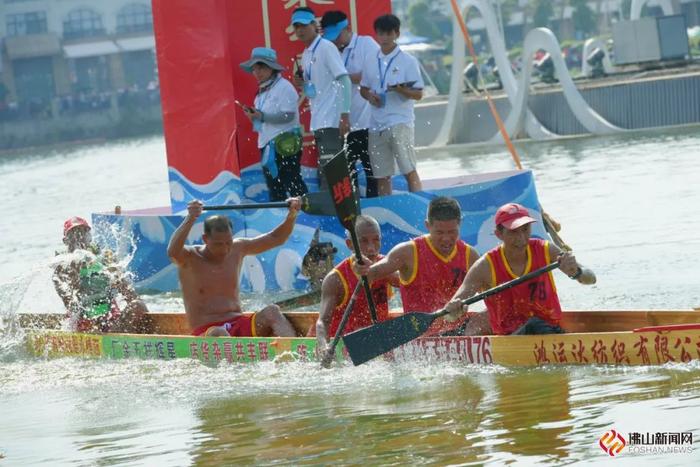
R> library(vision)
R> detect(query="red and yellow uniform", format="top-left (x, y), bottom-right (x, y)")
top-left (484, 238), bottom-right (561, 335)
top-left (192, 315), bottom-right (256, 337)
top-left (320, 256), bottom-right (392, 336)
top-left (399, 236), bottom-right (476, 335)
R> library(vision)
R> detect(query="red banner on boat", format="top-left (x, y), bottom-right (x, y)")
top-left (153, 0), bottom-right (390, 209)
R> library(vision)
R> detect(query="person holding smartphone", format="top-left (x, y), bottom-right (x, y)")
top-left (360, 14), bottom-right (424, 196)
top-left (239, 47), bottom-right (308, 201)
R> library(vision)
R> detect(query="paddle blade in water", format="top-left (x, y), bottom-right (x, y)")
top-left (342, 312), bottom-right (439, 365)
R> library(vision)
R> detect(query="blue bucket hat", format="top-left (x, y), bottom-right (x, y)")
top-left (291, 10), bottom-right (315, 27)
top-left (239, 47), bottom-right (284, 73)
top-left (322, 19), bottom-right (348, 41)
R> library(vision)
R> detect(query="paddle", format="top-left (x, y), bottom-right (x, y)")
top-left (343, 260), bottom-right (561, 366)
top-left (203, 191), bottom-right (335, 216)
top-left (320, 281), bottom-right (363, 369)
top-left (447, 0), bottom-right (570, 252)
top-left (321, 151), bottom-right (379, 323)
top-left (274, 289), bottom-right (321, 311)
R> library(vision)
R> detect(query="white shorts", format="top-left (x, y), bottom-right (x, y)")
top-left (368, 124), bottom-right (417, 178)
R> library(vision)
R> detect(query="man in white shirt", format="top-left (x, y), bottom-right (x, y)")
top-left (291, 7), bottom-right (352, 190)
top-left (321, 10), bottom-right (379, 198)
top-left (360, 14), bottom-right (424, 196)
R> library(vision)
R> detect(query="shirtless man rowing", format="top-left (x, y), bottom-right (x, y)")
top-left (167, 199), bottom-right (299, 337)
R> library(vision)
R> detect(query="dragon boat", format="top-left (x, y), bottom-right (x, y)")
top-left (90, 1), bottom-right (553, 295)
top-left (19, 310), bottom-right (700, 367)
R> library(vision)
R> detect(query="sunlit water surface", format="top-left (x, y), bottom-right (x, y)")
top-left (1, 127), bottom-right (700, 465)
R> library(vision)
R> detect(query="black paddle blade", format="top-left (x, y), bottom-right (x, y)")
top-left (343, 261), bottom-right (562, 366)
top-left (300, 191), bottom-right (336, 216)
top-left (342, 311), bottom-right (440, 366)
top-left (321, 151), bottom-right (359, 229)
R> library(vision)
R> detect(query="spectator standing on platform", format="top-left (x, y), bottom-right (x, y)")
top-left (240, 47), bottom-right (308, 201)
top-left (291, 6), bottom-right (352, 190)
top-left (360, 14), bottom-right (424, 196)
top-left (320, 10), bottom-right (380, 198)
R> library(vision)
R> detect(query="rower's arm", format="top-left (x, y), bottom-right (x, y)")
top-left (548, 243), bottom-right (597, 285)
top-left (468, 246), bottom-right (481, 270)
top-left (168, 200), bottom-right (203, 265)
top-left (387, 271), bottom-right (402, 288)
top-left (444, 257), bottom-right (492, 320)
top-left (364, 242), bottom-right (411, 282)
top-left (453, 257), bottom-right (493, 302)
top-left (52, 264), bottom-right (79, 310)
top-left (167, 214), bottom-right (197, 266)
top-left (316, 271), bottom-right (343, 349)
top-left (240, 208), bottom-right (299, 256)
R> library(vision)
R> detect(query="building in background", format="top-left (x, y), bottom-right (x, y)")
top-left (0, 0), bottom-right (156, 118)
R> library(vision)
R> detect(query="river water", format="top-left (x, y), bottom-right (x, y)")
top-left (1, 127), bottom-right (700, 465)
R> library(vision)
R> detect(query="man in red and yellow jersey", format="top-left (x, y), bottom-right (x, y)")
top-left (314, 215), bottom-right (398, 354)
top-left (445, 203), bottom-right (596, 335)
top-left (353, 197), bottom-right (480, 335)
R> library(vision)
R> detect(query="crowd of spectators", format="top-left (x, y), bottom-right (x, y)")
top-left (0, 82), bottom-right (161, 122)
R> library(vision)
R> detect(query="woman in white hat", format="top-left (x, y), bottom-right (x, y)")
top-left (240, 47), bottom-right (308, 201)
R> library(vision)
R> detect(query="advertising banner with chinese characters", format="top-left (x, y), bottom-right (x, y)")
top-left (26, 328), bottom-right (700, 366)
top-left (152, 0), bottom-right (391, 211)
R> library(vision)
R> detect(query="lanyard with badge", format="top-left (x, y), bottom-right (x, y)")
top-left (303, 37), bottom-right (322, 98)
top-left (376, 49), bottom-right (400, 108)
top-left (343, 34), bottom-right (358, 68)
top-left (253, 75), bottom-right (280, 132)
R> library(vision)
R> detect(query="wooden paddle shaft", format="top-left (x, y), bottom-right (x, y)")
top-left (348, 225), bottom-right (379, 323)
top-left (434, 260), bottom-right (561, 318)
top-left (321, 280), bottom-right (363, 368)
top-left (204, 202), bottom-right (288, 211)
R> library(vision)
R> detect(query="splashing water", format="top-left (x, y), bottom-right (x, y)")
top-left (92, 216), bottom-right (140, 284)
top-left (0, 273), bottom-right (34, 360)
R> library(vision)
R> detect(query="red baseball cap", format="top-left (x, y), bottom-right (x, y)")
top-left (63, 216), bottom-right (91, 236)
top-left (494, 203), bottom-right (536, 230)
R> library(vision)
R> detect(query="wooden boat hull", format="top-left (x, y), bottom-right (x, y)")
top-left (20, 311), bottom-right (700, 367)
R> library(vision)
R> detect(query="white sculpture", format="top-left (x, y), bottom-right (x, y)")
top-left (503, 28), bottom-right (622, 137)
top-left (435, 0), bottom-right (623, 146)
top-left (434, 0), bottom-right (553, 146)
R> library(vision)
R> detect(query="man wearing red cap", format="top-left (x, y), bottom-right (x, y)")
top-left (52, 217), bottom-right (148, 333)
top-left (445, 203), bottom-right (596, 335)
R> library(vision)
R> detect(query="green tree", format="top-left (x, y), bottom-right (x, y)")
top-left (532, 0), bottom-right (554, 28)
top-left (571, 0), bottom-right (597, 35)
top-left (407, 0), bottom-right (441, 41)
